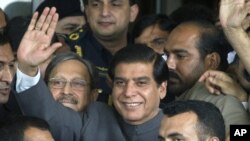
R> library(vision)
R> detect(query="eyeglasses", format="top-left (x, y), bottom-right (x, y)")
top-left (49, 78), bottom-right (89, 91)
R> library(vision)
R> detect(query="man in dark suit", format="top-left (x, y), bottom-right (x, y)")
top-left (0, 34), bottom-right (16, 120)
top-left (12, 7), bottom-right (168, 141)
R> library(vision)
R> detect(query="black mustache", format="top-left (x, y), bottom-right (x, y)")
top-left (57, 94), bottom-right (78, 104)
top-left (168, 71), bottom-right (180, 80)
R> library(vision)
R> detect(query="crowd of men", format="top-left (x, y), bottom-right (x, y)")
top-left (0, 0), bottom-right (249, 141)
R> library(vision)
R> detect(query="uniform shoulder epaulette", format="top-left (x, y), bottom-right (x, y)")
top-left (67, 25), bottom-right (89, 42)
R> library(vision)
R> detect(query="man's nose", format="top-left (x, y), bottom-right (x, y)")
top-left (166, 55), bottom-right (177, 70)
top-left (1, 65), bottom-right (13, 83)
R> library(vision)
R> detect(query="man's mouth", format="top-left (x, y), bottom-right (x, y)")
top-left (58, 95), bottom-right (78, 104)
top-left (122, 102), bottom-right (142, 109)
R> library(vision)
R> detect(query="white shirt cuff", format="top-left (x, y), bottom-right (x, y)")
top-left (16, 67), bottom-right (41, 93)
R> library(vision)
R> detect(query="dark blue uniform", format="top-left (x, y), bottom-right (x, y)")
top-left (65, 26), bottom-right (131, 103)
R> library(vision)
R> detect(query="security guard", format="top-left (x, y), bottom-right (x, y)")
top-left (65, 26), bottom-right (113, 103)
top-left (64, 0), bottom-right (140, 103)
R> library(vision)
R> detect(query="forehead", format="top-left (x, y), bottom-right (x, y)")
top-left (114, 62), bottom-right (154, 77)
top-left (88, 0), bottom-right (129, 3)
top-left (135, 24), bottom-right (170, 42)
top-left (165, 24), bottom-right (201, 51)
top-left (24, 127), bottom-right (54, 141)
top-left (160, 112), bottom-right (198, 138)
top-left (0, 43), bottom-right (14, 62)
top-left (50, 60), bottom-right (89, 77)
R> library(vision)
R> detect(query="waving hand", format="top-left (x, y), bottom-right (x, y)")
top-left (17, 7), bottom-right (62, 76)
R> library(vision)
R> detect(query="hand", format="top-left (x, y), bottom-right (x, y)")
top-left (199, 70), bottom-right (248, 101)
top-left (17, 7), bottom-right (62, 76)
top-left (219, 0), bottom-right (250, 29)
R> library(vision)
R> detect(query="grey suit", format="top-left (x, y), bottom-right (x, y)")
top-left (176, 82), bottom-right (250, 133)
top-left (13, 78), bottom-right (163, 141)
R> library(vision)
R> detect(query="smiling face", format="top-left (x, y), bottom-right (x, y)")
top-left (158, 112), bottom-right (199, 141)
top-left (85, 0), bottom-right (138, 40)
top-left (48, 60), bottom-right (92, 112)
top-left (112, 62), bottom-right (166, 125)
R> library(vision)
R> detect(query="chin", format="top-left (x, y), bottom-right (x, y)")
top-left (122, 112), bottom-right (144, 124)
top-left (0, 95), bottom-right (9, 104)
top-left (62, 103), bottom-right (78, 111)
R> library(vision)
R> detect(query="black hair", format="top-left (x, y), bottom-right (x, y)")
top-left (0, 115), bottom-right (51, 141)
top-left (170, 4), bottom-right (216, 25)
top-left (132, 14), bottom-right (176, 40)
top-left (163, 100), bottom-right (225, 141)
top-left (44, 52), bottom-right (98, 90)
top-left (83, 0), bottom-right (139, 6)
top-left (36, 0), bottom-right (83, 20)
top-left (5, 16), bottom-right (31, 53)
top-left (0, 33), bottom-right (10, 46)
top-left (183, 20), bottom-right (230, 71)
top-left (108, 44), bottom-right (168, 85)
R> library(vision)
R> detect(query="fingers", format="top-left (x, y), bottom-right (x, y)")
top-left (41, 7), bottom-right (57, 33)
top-left (34, 7), bottom-right (50, 30)
top-left (27, 12), bottom-right (39, 31)
top-left (31, 7), bottom-right (58, 37)
top-left (198, 70), bottom-right (218, 82)
top-left (204, 77), bottom-right (222, 95)
top-left (47, 13), bottom-right (59, 39)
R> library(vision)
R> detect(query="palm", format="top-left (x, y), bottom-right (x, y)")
top-left (220, 0), bottom-right (247, 28)
top-left (17, 7), bottom-right (61, 68)
top-left (18, 30), bottom-right (52, 66)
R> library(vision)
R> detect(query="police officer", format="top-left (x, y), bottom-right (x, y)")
top-left (65, 0), bottom-right (139, 103)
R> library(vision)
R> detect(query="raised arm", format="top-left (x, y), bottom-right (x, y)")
top-left (17, 7), bottom-right (62, 76)
top-left (220, 0), bottom-right (250, 72)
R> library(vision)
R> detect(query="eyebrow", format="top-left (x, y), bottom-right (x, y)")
top-left (110, 0), bottom-right (123, 2)
top-left (168, 132), bottom-right (184, 139)
top-left (152, 37), bottom-right (166, 41)
top-left (114, 76), bottom-right (150, 81)
top-left (91, 0), bottom-right (101, 3)
top-left (171, 49), bottom-right (189, 54)
top-left (0, 60), bottom-right (15, 64)
top-left (63, 23), bottom-right (81, 27)
top-left (133, 76), bottom-right (150, 81)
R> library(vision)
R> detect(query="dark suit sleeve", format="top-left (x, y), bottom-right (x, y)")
top-left (12, 77), bottom-right (83, 141)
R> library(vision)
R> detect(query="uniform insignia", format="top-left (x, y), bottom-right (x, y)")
top-left (74, 45), bottom-right (83, 57)
top-left (69, 33), bottom-right (80, 41)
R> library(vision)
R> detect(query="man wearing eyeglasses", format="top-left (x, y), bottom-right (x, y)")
top-left (12, 7), bottom-right (168, 141)
top-left (44, 52), bottom-right (98, 113)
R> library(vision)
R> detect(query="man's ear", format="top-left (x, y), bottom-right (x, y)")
top-left (129, 4), bottom-right (139, 22)
top-left (159, 81), bottom-right (167, 99)
top-left (204, 52), bottom-right (221, 70)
